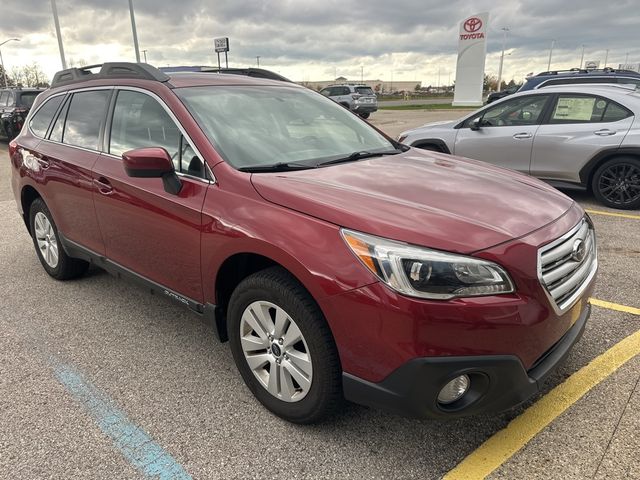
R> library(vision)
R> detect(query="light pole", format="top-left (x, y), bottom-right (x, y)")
top-left (128, 0), bottom-right (141, 63)
top-left (497, 27), bottom-right (509, 92)
top-left (604, 49), bottom-right (609, 68)
top-left (547, 40), bottom-right (555, 71)
top-left (625, 52), bottom-right (629, 66)
top-left (142, 49), bottom-right (147, 63)
top-left (580, 45), bottom-right (585, 69)
top-left (0, 38), bottom-right (19, 88)
top-left (50, 0), bottom-right (66, 68)
top-left (256, 56), bottom-right (260, 67)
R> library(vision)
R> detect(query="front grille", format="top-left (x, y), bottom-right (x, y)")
top-left (538, 218), bottom-right (597, 313)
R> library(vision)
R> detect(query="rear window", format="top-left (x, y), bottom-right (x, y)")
top-left (355, 87), bottom-right (374, 95)
top-left (62, 90), bottom-right (111, 150)
top-left (0, 91), bottom-right (7, 106)
top-left (29, 95), bottom-right (65, 138)
top-left (18, 92), bottom-right (39, 108)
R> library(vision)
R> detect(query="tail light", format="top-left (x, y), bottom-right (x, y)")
top-left (14, 107), bottom-right (28, 114)
top-left (8, 139), bottom-right (18, 158)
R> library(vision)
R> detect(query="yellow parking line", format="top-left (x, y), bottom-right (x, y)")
top-left (590, 298), bottom-right (640, 316)
top-left (443, 316), bottom-right (640, 480)
top-left (585, 209), bottom-right (640, 220)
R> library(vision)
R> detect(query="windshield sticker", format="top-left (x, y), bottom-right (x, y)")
top-left (553, 97), bottom-right (596, 121)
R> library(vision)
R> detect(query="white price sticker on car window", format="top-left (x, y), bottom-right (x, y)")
top-left (553, 97), bottom-right (596, 121)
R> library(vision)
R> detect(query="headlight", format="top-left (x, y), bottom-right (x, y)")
top-left (341, 229), bottom-right (515, 300)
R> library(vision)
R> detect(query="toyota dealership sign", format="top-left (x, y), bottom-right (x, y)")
top-left (453, 12), bottom-right (489, 106)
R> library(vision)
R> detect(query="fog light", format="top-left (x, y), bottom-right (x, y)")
top-left (437, 374), bottom-right (470, 405)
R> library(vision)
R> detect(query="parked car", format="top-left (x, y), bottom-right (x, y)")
top-left (486, 85), bottom-right (520, 104)
top-left (484, 68), bottom-right (640, 104)
top-left (399, 84), bottom-right (640, 210)
top-left (10, 63), bottom-right (597, 423)
top-left (319, 84), bottom-right (377, 118)
top-left (0, 88), bottom-right (44, 140)
top-left (521, 67), bottom-right (640, 92)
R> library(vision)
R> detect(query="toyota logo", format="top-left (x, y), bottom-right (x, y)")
top-left (464, 17), bottom-right (483, 33)
top-left (571, 239), bottom-right (587, 263)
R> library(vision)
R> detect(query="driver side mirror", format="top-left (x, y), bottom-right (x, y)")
top-left (470, 117), bottom-right (482, 131)
top-left (122, 147), bottom-right (182, 195)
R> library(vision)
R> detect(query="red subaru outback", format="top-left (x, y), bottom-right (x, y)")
top-left (9, 63), bottom-right (597, 423)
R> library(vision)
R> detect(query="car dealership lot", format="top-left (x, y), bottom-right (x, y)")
top-left (1, 111), bottom-right (638, 480)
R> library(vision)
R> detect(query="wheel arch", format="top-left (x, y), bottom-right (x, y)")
top-left (20, 184), bottom-right (42, 235)
top-left (579, 147), bottom-right (640, 189)
top-left (410, 139), bottom-right (451, 154)
top-left (210, 248), bottom-right (328, 343)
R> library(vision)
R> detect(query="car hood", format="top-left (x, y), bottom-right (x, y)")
top-left (250, 149), bottom-right (574, 254)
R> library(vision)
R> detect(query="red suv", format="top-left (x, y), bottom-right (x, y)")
top-left (9, 63), bottom-right (597, 423)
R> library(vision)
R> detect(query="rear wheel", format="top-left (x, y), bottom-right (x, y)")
top-left (228, 267), bottom-right (342, 423)
top-left (592, 157), bottom-right (640, 210)
top-left (29, 198), bottom-right (89, 280)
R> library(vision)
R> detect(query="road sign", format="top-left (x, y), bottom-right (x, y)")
top-left (214, 37), bottom-right (229, 53)
top-left (584, 60), bottom-right (600, 70)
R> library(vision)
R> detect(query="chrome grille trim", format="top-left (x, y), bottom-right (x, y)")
top-left (537, 217), bottom-right (598, 315)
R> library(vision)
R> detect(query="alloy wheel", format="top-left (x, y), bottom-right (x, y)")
top-left (34, 212), bottom-right (59, 268)
top-left (597, 163), bottom-right (640, 206)
top-left (239, 300), bottom-right (313, 402)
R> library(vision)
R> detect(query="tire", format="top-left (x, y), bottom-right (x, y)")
top-left (228, 266), bottom-right (342, 424)
top-left (591, 156), bottom-right (640, 210)
top-left (29, 198), bottom-right (89, 280)
top-left (359, 112), bottom-right (370, 119)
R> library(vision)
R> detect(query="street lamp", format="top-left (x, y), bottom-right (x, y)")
top-left (0, 38), bottom-right (20, 88)
top-left (496, 27), bottom-right (509, 92)
top-left (547, 40), bottom-right (555, 71)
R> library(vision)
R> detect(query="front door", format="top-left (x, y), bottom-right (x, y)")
top-left (92, 89), bottom-right (209, 302)
top-left (454, 94), bottom-right (552, 173)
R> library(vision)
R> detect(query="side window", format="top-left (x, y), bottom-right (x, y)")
top-left (63, 90), bottom-right (111, 150)
top-left (341, 87), bottom-right (351, 95)
top-left (601, 102), bottom-right (633, 123)
top-left (0, 91), bottom-right (8, 106)
top-left (109, 90), bottom-right (203, 177)
top-left (550, 95), bottom-right (610, 123)
top-left (319, 89), bottom-right (331, 97)
top-left (49, 96), bottom-right (70, 143)
top-left (29, 95), bottom-right (64, 138)
top-left (6, 91), bottom-right (16, 107)
top-left (467, 95), bottom-right (550, 127)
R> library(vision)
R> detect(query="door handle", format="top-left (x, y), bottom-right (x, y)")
top-left (94, 177), bottom-right (113, 195)
top-left (513, 133), bottom-right (532, 139)
top-left (594, 129), bottom-right (616, 136)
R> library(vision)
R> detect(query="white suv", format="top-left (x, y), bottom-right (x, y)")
top-left (320, 84), bottom-right (377, 119)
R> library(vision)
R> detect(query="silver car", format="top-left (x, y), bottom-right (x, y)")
top-left (399, 84), bottom-right (640, 210)
top-left (319, 84), bottom-right (378, 119)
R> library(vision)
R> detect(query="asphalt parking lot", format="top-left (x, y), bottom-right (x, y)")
top-left (1, 110), bottom-right (639, 479)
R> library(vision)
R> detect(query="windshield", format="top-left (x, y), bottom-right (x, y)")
top-left (175, 85), bottom-right (394, 169)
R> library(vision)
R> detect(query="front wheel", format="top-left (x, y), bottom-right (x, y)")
top-left (592, 157), bottom-right (640, 210)
top-left (228, 267), bottom-right (342, 423)
top-left (358, 112), bottom-right (370, 119)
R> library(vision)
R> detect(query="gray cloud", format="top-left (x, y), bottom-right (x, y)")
top-left (1, 0), bottom-right (638, 83)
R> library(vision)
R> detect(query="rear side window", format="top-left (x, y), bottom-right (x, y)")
top-left (29, 95), bottom-right (65, 138)
top-left (63, 90), bottom-right (111, 150)
top-left (0, 91), bottom-right (8, 106)
top-left (550, 95), bottom-right (631, 123)
top-left (6, 91), bottom-right (15, 106)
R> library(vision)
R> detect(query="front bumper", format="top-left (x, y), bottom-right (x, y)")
top-left (343, 302), bottom-right (589, 418)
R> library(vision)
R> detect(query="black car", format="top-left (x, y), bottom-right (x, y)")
top-left (0, 88), bottom-right (44, 140)
top-left (486, 85), bottom-right (519, 104)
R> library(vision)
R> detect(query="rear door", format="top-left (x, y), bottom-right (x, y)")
top-left (92, 88), bottom-right (209, 302)
top-left (454, 94), bottom-right (552, 173)
top-left (27, 89), bottom-right (110, 254)
top-left (531, 93), bottom-right (634, 183)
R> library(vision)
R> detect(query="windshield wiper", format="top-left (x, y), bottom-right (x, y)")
top-left (315, 149), bottom-right (404, 168)
top-left (238, 162), bottom-right (313, 173)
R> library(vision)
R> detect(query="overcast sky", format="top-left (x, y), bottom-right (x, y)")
top-left (1, 0), bottom-right (638, 85)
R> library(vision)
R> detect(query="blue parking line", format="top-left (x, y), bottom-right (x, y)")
top-left (52, 360), bottom-right (192, 480)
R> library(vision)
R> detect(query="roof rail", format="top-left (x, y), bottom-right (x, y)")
top-left (51, 62), bottom-right (170, 88)
top-left (535, 67), bottom-right (640, 77)
top-left (200, 67), bottom-right (292, 83)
